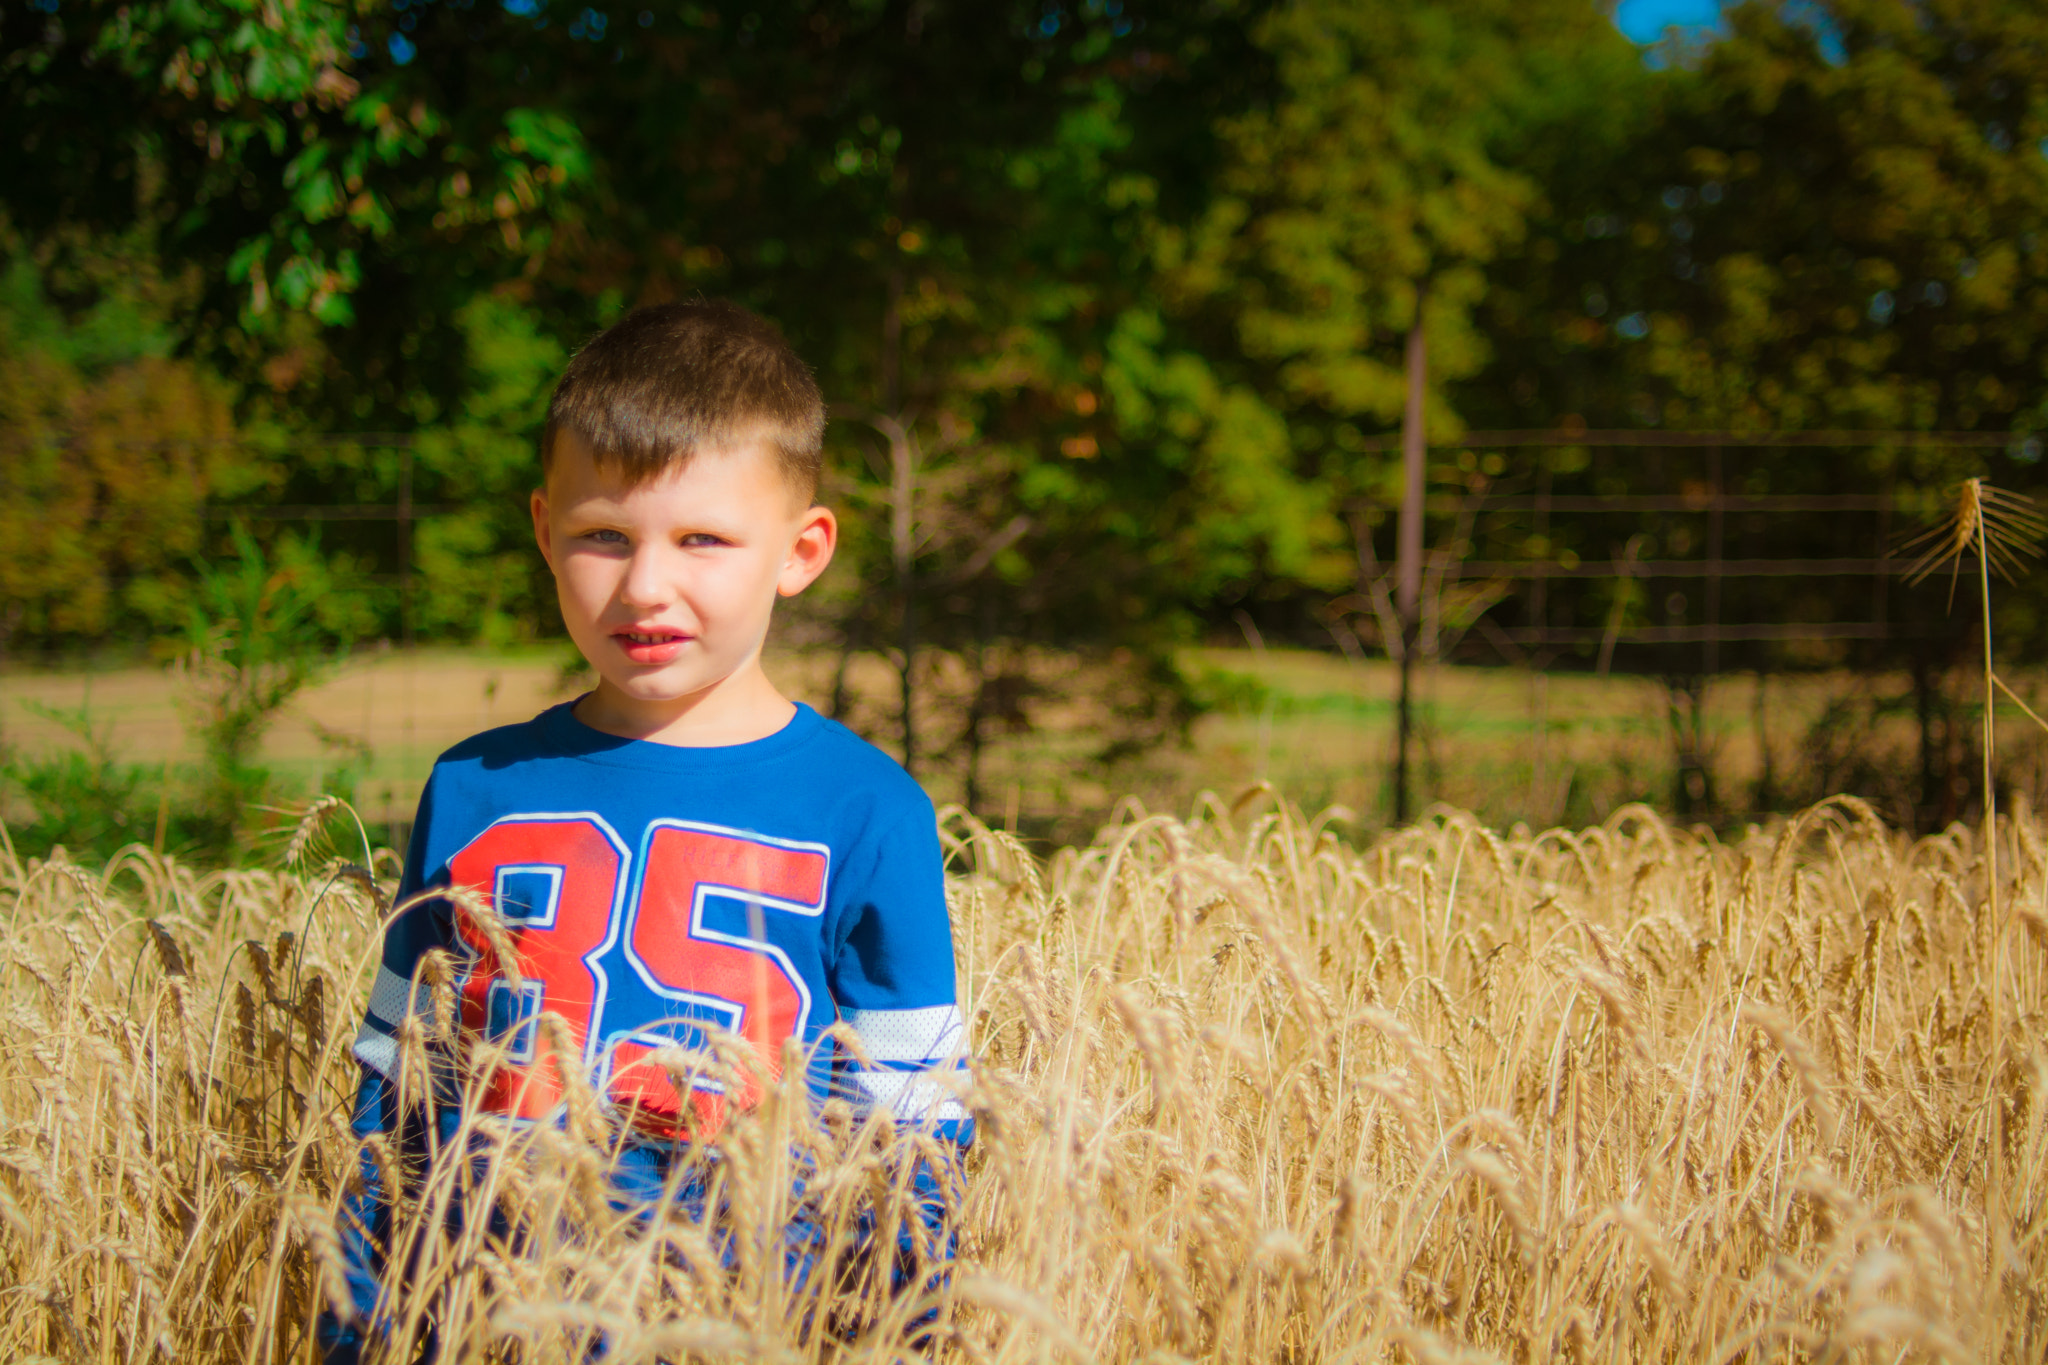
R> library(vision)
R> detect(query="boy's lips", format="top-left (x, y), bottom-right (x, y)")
top-left (614, 628), bottom-right (691, 664)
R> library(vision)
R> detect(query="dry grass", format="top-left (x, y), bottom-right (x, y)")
top-left (31, 643), bottom-right (2048, 844)
top-left (2, 791), bottom-right (2045, 1362)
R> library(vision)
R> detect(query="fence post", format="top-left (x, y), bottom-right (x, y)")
top-left (1705, 445), bottom-right (1723, 677)
top-left (398, 445), bottom-right (414, 650)
top-left (1394, 306), bottom-right (1426, 825)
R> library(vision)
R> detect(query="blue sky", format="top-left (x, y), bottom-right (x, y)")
top-left (1613, 0), bottom-right (1728, 44)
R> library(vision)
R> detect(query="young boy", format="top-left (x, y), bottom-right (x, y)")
top-left (321, 302), bottom-right (969, 1362)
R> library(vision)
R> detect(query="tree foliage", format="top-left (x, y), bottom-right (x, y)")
top-left (0, 246), bottom-right (249, 652)
top-left (9, 0), bottom-right (2048, 819)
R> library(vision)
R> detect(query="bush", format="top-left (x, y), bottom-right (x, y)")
top-left (0, 702), bottom-right (178, 861)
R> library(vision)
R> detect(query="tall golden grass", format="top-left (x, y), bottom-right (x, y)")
top-left (3, 791), bottom-right (2044, 1362)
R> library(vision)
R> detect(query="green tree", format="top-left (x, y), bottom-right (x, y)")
top-left (1128, 0), bottom-right (1637, 719)
top-left (1159, 0), bottom-right (1613, 468)
top-left (3, 0), bottom-right (591, 334)
top-left (1633, 0), bottom-right (2048, 434)
top-left (0, 246), bottom-right (259, 657)
top-left (178, 523), bottom-right (368, 856)
top-left (1458, 0), bottom-right (2048, 826)
top-left (408, 295), bottom-right (566, 645)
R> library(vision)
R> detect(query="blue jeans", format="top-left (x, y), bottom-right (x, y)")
top-left (319, 1070), bottom-right (958, 1364)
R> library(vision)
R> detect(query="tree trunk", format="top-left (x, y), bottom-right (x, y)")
top-left (1912, 653), bottom-right (1941, 832)
top-left (881, 270), bottom-right (917, 775)
top-left (829, 626), bottom-right (857, 722)
top-left (1750, 668), bottom-right (1777, 815)
top-left (893, 426), bottom-right (916, 776)
top-left (963, 652), bottom-right (989, 815)
top-left (1666, 674), bottom-right (1714, 819)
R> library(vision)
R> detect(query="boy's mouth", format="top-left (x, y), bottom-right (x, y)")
top-left (615, 628), bottom-right (691, 664)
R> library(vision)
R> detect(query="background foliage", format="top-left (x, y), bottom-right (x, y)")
top-left (8, 0), bottom-right (2048, 850)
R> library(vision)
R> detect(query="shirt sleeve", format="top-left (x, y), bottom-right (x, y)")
top-left (826, 800), bottom-right (973, 1146)
top-left (323, 776), bottom-right (454, 1359)
top-left (350, 774), bottom-right (455, 1080)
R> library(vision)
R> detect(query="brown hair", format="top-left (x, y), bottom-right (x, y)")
top-left (541, 300), bottom-right (825, 500)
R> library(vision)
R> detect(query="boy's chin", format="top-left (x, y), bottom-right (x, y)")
top-left (595, 669), bottom-right (752, 713)
top-left (576, 668), bottom-right (789, 744)
top-left (601, 676), bottom-right (716, 708)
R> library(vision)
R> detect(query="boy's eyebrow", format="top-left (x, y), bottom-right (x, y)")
top-left (557, 500), bottom-right (756, 535)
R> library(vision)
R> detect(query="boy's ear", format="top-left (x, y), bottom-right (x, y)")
top-left (531, 488), bottom-right (556, 569)
top-left (777, 505), bottom-right (837, 598)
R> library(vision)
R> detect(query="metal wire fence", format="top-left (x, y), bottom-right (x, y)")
top-left (1343, 427), bottom-right (2031, 677)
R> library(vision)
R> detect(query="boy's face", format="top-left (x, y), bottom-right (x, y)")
top-left (532, 431), bottom-right (835, 742)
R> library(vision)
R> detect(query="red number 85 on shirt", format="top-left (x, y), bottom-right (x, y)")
top-left (445, 813), bottom-right (828, 1136)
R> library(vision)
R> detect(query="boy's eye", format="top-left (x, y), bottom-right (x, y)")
top-left (680, 533), bottom-right (729, 548)
top-left (584, 528), bottom-right (628, 545)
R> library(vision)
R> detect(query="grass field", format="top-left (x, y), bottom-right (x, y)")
top-left (12, 643), bottom-right (2042, 848)
top-left (2, 792), bottom-right (2044, 1362)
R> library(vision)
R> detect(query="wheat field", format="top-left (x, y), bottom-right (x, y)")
top-left (2, 792), bottom-right (2045, 1363)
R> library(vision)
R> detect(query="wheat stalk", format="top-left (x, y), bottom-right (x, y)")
top-left (1904, 477), bottom-right (2044, 1341)
top-left (1900, 477), bottom-right (2045, 597)
top-left (1, 793), bottom-right (2042, 1361)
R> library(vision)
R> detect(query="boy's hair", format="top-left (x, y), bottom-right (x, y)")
top-left (542, 300), bottom-right (826, 501)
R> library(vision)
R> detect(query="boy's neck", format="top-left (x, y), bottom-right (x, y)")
top-left (571, 664), bottom-right (798, 747)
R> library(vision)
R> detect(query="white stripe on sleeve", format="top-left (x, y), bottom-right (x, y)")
top-left (845, 1004), bottom-right (965, 1063)
top-left (365, 964), bottom-right (433, 1028)
top-left (353, 1022), bottom-right (399, 1078)
top-left (847, 1067), bottom-right (968, 1123)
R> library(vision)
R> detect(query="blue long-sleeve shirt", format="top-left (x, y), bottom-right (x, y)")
top-left (321, 702), bottom-right (971, 1359)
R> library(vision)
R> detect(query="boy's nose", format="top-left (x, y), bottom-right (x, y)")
top-left (617, 546), bottom-right (677, 608)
